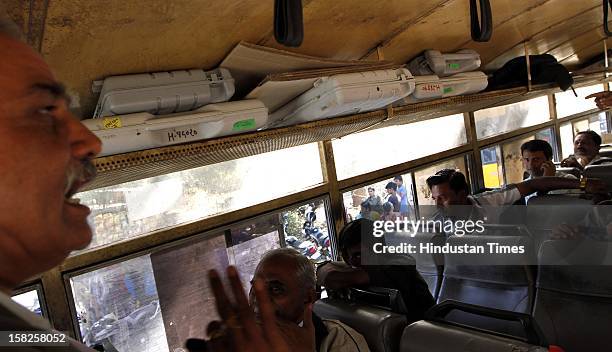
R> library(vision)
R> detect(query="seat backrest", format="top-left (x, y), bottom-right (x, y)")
top-left (399, 320), bottom-right (547, 352)
top-left (385, 231), bottom-right (445, 300)
top-left (556, 166), bottom-right (581, 178)
top-left (526, 195), bottom-right (592, 231)
top-left (534, 240), bottom-right (612, 352)
top-left (314, 298), bottom-right (407, 352)
top-left (437, 235), bottom-right (535, 336)
top-left (585, 163), bottom-right (612, 191)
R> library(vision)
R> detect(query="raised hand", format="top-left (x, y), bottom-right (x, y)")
top-left (586, 91), bottom-right (612, 110)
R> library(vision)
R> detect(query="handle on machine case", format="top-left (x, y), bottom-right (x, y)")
top-left (469, 0), bottom-right (492, 42)
top-left (426, 300), bottom-right (548, 346)
top-left (604, 0), bottom-right (612, 37)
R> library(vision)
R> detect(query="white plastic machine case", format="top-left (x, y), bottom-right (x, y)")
top-left (408, 49), bottom-right (481, 77)
top-left (83, 100), bottom-right (267, 156)
top-left (268, 68), bottom-right (415, 128)
top-left (93, 68), bottom-right (235, 118)
top-left (401, 71), bottom-right (488, 103)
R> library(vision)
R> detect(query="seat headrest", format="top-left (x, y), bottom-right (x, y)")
top-left (585, 163), bottom-right (612, 191)
top-left (443, 235), bottom-right (534, 284)
top-left (538, 241), bottom-right (612, 297)
top-left (556, 167), bottom-right (581, 178)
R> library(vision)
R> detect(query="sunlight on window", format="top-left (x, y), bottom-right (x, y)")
top-left (333, 114), bottom-right (466, 180)
top-left (555, 84), bottom-right (604, 118)
top-left (474, 96), bottom-right (550, 139)
top-left (77, 143), bottom-right (323, 252)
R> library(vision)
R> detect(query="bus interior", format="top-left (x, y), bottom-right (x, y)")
top-left (4, 0), bottom-right (612, 351)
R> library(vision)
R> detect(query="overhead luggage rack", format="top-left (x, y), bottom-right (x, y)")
top-left (86, 75), bottom-right (607, 191)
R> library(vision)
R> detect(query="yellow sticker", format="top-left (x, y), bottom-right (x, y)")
top-left (102, 117), bottom-right (122, 129)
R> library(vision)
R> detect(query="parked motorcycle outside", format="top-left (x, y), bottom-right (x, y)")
top-left (285, 235), bottom-right (321, 260)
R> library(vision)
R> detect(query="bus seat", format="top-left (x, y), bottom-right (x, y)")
top-left (526, 195), bottom-right (592, 231)
top-left (385, 232), bottom-right (445, 300)
top-left (597, 148), bottom-right (612, 159)
top-left (556, 166), bottom-right (581, 178)
top-left (399, 301), bottom-right (549, 352)
top-left (534, 240), bottom-right (612, 352)
top-left (436, 235), bottom-right (535, 337)
top-left (585, 163), bottom-right (612, 191)
top-left (399, 321), bottom-right (548, 351)
top-left (314, 298), bottom-right (407, 352)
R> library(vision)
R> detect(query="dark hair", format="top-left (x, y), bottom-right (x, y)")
top-left (367, 187), bottom-right (375, 192)
top-left (426, 169), bottom-right (470, 194)
top-left (360, 201), bottom-right (371, 210)
top-left (385, 182), bottom-right (397, 191)
top-left (520, 139), bottom-right (553, 160)
top-left (339, 219), bottom-right (372, 252)
top-left (393, 175), bottom-right (403, 182)
top-left (576, 130), bottom-right (602, 146)
top-left (382, 202), bottom-right (393, 212)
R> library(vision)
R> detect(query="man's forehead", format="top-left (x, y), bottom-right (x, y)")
top-left (256, 256), bottom-right (298, 280)
top-left (0, 35), bottom-right (55, 97)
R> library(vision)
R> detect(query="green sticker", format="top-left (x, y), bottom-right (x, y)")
top-left (444, 87), bottom-right (453, 94)
top-left (233, 118), bottom-right (256, 131)
top-left (448, 63), bottom-right (461, 69)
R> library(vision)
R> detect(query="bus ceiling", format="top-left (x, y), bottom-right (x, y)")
top-left (3, 0), bottom-right (610, 117)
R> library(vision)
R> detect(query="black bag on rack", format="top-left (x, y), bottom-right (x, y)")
top-left (487, 54), bottom-right (573, 91)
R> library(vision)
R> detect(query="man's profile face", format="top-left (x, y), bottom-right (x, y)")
top-left (394, 179), bottom-right (402, 186)
top-left (249, 256), bottom-right (312, 324)
top-left (368, 189), bottom-right (374, 196)
top-left (522, 150), bottom-right (548, 177)
top-left (345, 244), bottom-right (362, 268)
top-left (430, 182), bottom-right (466, 210)
top-left (574, 134), bottom-right (599, 159)
top-left (0, 35), bottom-right (101, 279)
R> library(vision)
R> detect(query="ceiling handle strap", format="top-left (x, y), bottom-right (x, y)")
top-left (274, 0), bottom-right (304, 47)
top-left (470, 0), bottom-right (493, 42)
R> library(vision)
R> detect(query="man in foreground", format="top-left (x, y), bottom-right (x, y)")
top-left (0, 15), bottom-right (102, 351)
top-left (200, 249), bottom-right (370, 352)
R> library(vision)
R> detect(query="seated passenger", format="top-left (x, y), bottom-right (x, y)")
top-left (384, 182), bottom-right (400, 212)
top-left (521, 139), bottom-right (577, 204)
top-left (561, 130), bottom-right (611, 170)
top-left (205, 248), bottom-right (370, 352)
top-left (426, 169), bottom-right (606, 223)
top-left (317, 219), bottom-right (435, 323)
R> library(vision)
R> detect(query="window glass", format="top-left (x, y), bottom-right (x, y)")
top-left (342, 173), bottom-right (414, 222)
top-left (280, 199), bottom-right (333, 263)
top-left (535, 128), bottom-right (558, 162)
top-left (502, 136), bottom-right (533, 184)
top-left (333, 114), bottom-right (466, 180)
top-left (560, 122), bottom-right (574, 158)
top-left (480, 146), bottom-right (503, 189)
top-left (70, 255), bottom-right (169, 352)
top-left (77, 143), bottom-right (323, 252)
top-left (413, 157), bottom-right (468, 207)
top-left (474, 96), bottom-right (550, 139)
top-left (69, 200), bottom-right (334, 352)
top-left (555, 84), bottom-right (603, 118)
top-left (12, 289), bottom-right (43, 316)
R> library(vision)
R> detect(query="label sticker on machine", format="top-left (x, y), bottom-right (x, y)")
top-left (103, 117), bottom-right (122, 129)
top-left (160, 127), bottom-right (200, 143)
top-left (443, 87), bottom-right (453, 94)
top-left (419, 84), bottom-right (441, 93)
top-left (232, 118), bottom-right (256, 131)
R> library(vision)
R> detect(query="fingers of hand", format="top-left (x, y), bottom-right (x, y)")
top-left (586, 92), bottom-right (611, 99)
top-left (253, 278), bottom-right (286, 347)
top-left (227, 266), bottom-right (265, 345)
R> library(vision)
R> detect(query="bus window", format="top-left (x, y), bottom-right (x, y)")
top-left (413, 156), bottom-right (468, 207)
top-left (342, 173), bottom-right (414, 222)
top-left (480, 146), bottom-right (503, 189)
top-left (559, 112), bottom-right (607, 158)
top-left (474, 96), bottom-right (550, 139)
top-left (502, 136), bottom-right (533, 184)
top-left (75, 143), bottom-right (323, 252)
top-left (12, 287), bottom-right (45, 317)
top-left (332, 114), bottom-right (466, 180)
top-left (535, 128), bottom-right (558, 162)
top-left (555, 84), bottom-right (604, 118)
